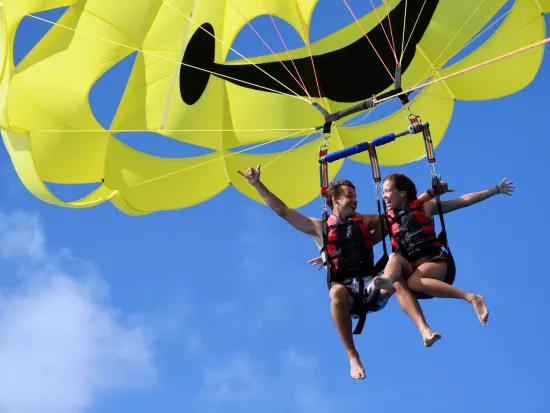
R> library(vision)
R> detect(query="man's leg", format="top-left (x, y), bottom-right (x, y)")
top-left (329, 284), bottom-right (366, 380)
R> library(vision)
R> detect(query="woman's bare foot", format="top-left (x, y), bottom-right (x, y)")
top-left (373, 276), bottom-right (396, 293)
top-left (471, 295), bottom-right (489, 325)
top-left (423, 331), bottom-right (441, 347)
top-left (349, 355), bottom-right (366, 380)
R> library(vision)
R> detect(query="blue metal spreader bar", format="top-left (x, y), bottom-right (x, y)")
top-left (321, 123), bottom-right (426, 164)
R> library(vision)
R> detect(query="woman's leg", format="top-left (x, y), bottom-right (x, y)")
top-left (407, 260), bottom-right (489, 325)
top-left (393, 279), bottom-right (441, 347)
top-left (372, 252), bottom-right (413, 292)
top-left (374, 253), bottom-right (441, 346)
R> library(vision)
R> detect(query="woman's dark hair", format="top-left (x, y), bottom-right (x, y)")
top-left (383, 173), bottom-right (417, 200)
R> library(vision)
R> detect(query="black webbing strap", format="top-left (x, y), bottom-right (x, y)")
top-left (321, 209), bottom-right (332, 289)
top-left (353, 276), bottom-right (367, 335)
top-left (368, 144), bottom-right (390, 259)
top-left (352, 252), bottom-right (390, 335)
top-left (431, 175), bottom-right (451, 254)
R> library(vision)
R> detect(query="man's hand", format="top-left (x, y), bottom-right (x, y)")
top-left (237, 164), bottom-right (261, 185)
top-left (308, 256), bottom-right (324, 270)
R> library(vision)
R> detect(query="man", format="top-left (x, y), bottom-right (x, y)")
top-left (238, 164), bottom-right (447, 380)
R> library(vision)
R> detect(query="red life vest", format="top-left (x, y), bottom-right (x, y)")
top-left (386, 199), bottom-right (442, 261)
top-left (325, 213), bottom-right (375, 278)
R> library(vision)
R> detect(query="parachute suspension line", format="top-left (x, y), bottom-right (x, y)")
top-left (294, 0), bottom-right (324, 106)
top-left (452, 5), bottom-right (513, 63)
top-left (410, 0), bottom-right (491, 90)
top-left (162, 0), bottom-right (308, 102)
top-left (227, 0), bottom-right (312, 99)
top-left (134, 128), bottom-right (310, 187)
top-left (382, 35), bottom-right (550, 105)
top-left (160, 0), bottom-right (198, 131)
top-left (366, 0), bottom-right (398, 65)
top-left (399, 0), bottom-right (427, 66)
top-left (412, 1), bottom-right (519, 89)
top-left (30, 127), bottom-right (314, 133)
top-left (262, 0), bottom-right (310, 100)
top-left (382, 0), bottom-right (398, 61)
top-left (23, 13), bottom-right (309, 105)
top-left (261, 130), bottom-right (316, 170)
top-left (400, 0), bottom-right (408, 62)
top-left (342, 0), bottom-right (396, 81)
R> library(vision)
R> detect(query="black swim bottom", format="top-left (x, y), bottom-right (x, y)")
top-left (410, 250), bottom-right (456, 300)
top-left (330, 271), bottom-right (392, 316)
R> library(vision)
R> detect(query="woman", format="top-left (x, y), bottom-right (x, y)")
top-left (377, 173), bottom-right (515, 326)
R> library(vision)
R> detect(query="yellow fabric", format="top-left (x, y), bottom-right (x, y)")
top-left (440, 0), bottom-right (547, 100)
top-left (0, 0), bottom-right (548, 214)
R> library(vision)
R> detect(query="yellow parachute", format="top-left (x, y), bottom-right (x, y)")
top-left (1, 0), bottom-right (549, 215)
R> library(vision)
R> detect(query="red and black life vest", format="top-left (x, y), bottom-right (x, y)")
top-left (325, 213), bottom-right (375, 278)
top-left (386, 199), bottom-right (442, 262)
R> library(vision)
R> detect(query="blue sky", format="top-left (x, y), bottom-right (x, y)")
top-left (1, 2), bottom-right (549, 413)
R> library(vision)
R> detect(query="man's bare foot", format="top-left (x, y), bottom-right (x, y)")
top-left (349, 356), bottom-right (366, 380)
top-left (471, 295), bottom-right (489, 325)
top-left (423, 332), bottom-right (441, 347)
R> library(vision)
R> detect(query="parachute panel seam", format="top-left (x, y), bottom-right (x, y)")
top-left (415, 45), bottom-right (456, 100)
top-left (71, 6), bottom-right (140, 49)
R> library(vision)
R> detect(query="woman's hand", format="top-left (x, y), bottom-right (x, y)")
top-left (496, 177), bottom-right (515, 195)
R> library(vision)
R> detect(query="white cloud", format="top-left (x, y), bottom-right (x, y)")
top-left (198, 206), bottom-right (344, 413)
top-left (0, 211), bottom-right (157, 413)
top-left (197, 348), bottom-right (346, 413)
top-left (0, 211), bottom-right (45, 261)
top-left (199, 352), bottom-right (269, 408)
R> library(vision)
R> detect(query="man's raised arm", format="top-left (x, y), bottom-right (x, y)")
top-left (238, 164), bottom-right (320, 237)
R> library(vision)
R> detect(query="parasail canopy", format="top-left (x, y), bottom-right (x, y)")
top-left (1, 0), bottom-right (549, 215)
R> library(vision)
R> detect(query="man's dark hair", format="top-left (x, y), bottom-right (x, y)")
top-left (325, 179), bottom-right (355, 209)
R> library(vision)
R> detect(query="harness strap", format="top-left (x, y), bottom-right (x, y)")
top-left (431, 175), bottom-right (451, 254)
top-left (414, 118), bottom-right (449, 253)
top-left (351, 252), bottom-right (389, 335)
top-left (353, 276), bottom-right (367, 335)
top-left (321, 209), bottom-right (332, 289)
top-left (368, 144), bottom-right (390, 259)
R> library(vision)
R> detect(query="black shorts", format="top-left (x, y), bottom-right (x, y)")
top-left (330, 270), bottom-right (392, 316)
